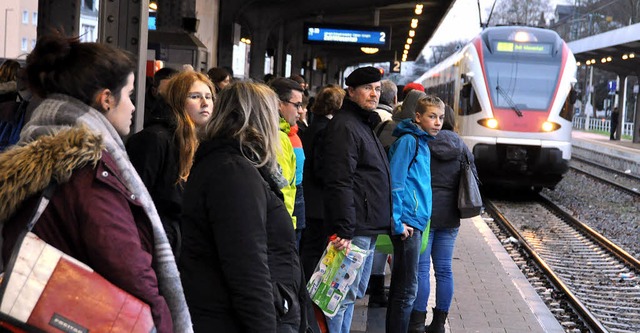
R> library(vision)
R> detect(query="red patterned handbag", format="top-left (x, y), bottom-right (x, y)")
top-left (0, 183), bottom-right (156, 332)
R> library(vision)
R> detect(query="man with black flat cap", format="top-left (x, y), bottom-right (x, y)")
top-left (321, 66), bottom-right (392, 333)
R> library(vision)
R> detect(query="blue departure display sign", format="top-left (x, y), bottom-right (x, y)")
top-left (303, 23), bottom-right (391, 49)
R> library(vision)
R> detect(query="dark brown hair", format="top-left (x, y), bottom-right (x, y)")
top-left (26, 32), bottom-right (135, 107)
top-left (311, 85), bottom-right (345, 116)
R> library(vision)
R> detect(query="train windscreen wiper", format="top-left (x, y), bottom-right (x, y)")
top-left (495, 85), bottom-right (523, 117)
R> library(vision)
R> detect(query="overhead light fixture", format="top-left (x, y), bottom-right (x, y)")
top-left (149, 1), bottom-right (158, 10)
top-left (411, 18), bottom-right (418, 29)
top-left (415, 4), bottom-right (423, 15)
top-left (607, 56), bottom-right (612, 62)
top-left (240, 37), bottom-right (251, 44)
top-left (407, 38), bottom-right (413, 44)
top-left (622, 54), bottom-right (628, 60)
top-left (404, 44), bottom-right (410, 50)
top-left (409, 30), bottom-right (415, 37)
top-left (403, 49), bottom-right (408, 55)
top-left (360, 47), bottom-right (379, 54)
top-left (630, 53), bottom-right (635, 58)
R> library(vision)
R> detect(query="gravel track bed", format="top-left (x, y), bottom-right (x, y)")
top-left (541, 170), bottom-right (640, 259)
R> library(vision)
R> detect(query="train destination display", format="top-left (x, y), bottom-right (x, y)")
top-left (303, 23), bottom-right (391, 49)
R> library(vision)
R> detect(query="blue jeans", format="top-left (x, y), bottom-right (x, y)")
top-left (386, 230), bottom-right (422, 333)
top-left (326, 235), bottom-right (376, 333)
top-left (370, 249), bottom-right (388, 275)
top-left (413, 227), bottom-right (459, 312)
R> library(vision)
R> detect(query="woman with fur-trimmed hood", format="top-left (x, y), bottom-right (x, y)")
top-left (0, 33), bottom-right (192, 332)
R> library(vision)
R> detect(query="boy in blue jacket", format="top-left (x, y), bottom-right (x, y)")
top-left (386, 95), bottom-right (445, 333)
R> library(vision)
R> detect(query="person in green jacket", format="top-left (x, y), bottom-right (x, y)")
top-left (269, 78), bottom-right (304, 228)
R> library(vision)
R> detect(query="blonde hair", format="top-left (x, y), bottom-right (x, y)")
top-left (164, 71), bottom-right (215, 183)
top-left (416, 94), bottom-right (445, 118)
top-left (204, 81), bottom-right (281, 173)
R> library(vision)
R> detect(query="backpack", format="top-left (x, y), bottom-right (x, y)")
top-left (0, 93), bottom-right (28, 152)
top-left (375, 120), bottom-right (419, 171)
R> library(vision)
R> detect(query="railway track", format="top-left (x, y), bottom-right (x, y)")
top-left (485, 195), bottom-right (640, 333)
top-left (570, 156), bottom-right (640, 196)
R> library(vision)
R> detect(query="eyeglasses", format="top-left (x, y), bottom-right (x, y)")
top-left (281, 99), bottom-right (303, 110)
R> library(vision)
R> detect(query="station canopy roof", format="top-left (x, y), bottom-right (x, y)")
top-left (568, 23), bottom-right (640, 76)
top-left (229, 0), bottom-right (456, 66)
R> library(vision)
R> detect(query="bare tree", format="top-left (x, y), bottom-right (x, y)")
top-left (428, 40), bottom-right (465, 66)
top-left (489, 0), bottom-right (552, 26)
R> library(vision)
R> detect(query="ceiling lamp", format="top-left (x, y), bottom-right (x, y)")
top-left (411, 18), bottom-right (418, 29)
top-left (404, 44), bottom-right (410, 50)
top-left (149, 1), bottom-right (158, 11)
top-left (415, 4), bottom-right (423, 15)
top-left (407, 38), bottom-right (413, 44)
top-left (409, 30), bottom-right (415, 37)
top-left (361, 47), bottom-right (379, 54)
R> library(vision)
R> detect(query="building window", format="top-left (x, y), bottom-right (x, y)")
top-left (81, 24), bottom-right (95, 43)
top-left (84, 0), bottom-right (95, 11)
top-left (21, 38), bottom-right (28, 51)
top-left (22, 11), bottom-right (29, 24)
top-left (33, 12), bottom-right (38, 25)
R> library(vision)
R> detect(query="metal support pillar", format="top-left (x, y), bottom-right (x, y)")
top-left (100, 0), bottom-right (148, 135)
top-left (619, 75), bottom-right (627, 140)
top-left (37, 0), bottom-right (80, 37)
top-left (249, 29), bottom-right (267, 80)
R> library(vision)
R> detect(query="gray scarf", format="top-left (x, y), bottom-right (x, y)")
top-left (20, 94), bottom-right (193, 332)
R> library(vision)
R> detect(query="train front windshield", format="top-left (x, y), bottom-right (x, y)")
top-left (484, 40), bottom-right (561, 111)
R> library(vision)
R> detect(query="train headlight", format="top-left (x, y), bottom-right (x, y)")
top-left (478, 118), bottom-right (499, 129)
top-left (541, 121), bottom-right (560, 132)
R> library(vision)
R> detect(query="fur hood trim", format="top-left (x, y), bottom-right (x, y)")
top-left (0, 125), bottom-right (104, 222)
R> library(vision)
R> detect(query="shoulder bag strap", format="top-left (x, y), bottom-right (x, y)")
top-left (25, 182), bottom-right (57, 232)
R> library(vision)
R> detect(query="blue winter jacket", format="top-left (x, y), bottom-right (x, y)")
top-left (388, 118), bottom-right (434, 235)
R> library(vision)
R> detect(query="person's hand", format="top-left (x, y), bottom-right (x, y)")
top-left (401, 224), bottom-right (414, 240)
top-left (331, 236), bottom-right (352, 254)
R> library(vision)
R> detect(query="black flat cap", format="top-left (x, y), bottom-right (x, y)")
top-left (345, 66), bottom-right (382, 87)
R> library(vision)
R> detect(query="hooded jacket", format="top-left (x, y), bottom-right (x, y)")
top-left (388, 118), bottom-right (434, 234)
top-left (179, 138), bottom-right (303, 332)
top-left (278, 117), bottom-right (297, 228)
top-left (376, 90), bottom-right (427, 150)
top-left (126, 99), bottom-right (182, 255)
top-left (427, 130), bottom-right (478, 228)
top-left (322, 98), bottom-right (392, 239)
top-left (0, 94), bottom-right (192, 333)
top-left (0, 127), bottom-right (175, 332)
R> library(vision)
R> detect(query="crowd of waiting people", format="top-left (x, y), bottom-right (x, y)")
top-left (0, 31), bottom-right (478, 333)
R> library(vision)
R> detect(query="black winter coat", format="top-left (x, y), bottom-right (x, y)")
top-left (301, 115), bottom-right (330, 219)
top-left (179, 138), bottom-right (303, 332)
top-left (427, 130), bottom-right (478, 229)
top-left (321, 99), bottom-right (392, 239)
top-left (126, 102), bottom-right (182, 254)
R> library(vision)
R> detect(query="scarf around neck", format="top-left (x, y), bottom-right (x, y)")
top-left (20, 94), bottom-right (193, 332)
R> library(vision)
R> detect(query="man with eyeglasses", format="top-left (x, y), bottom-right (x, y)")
top-left (321, 66), bottom-right (392, 333)
top-left (269, 78), bottom-right (305, 234)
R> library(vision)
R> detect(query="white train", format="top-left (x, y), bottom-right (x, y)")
top-left (417, 26), bottom-right (577, 190)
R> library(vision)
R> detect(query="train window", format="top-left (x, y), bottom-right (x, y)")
top-left (485, 61), bottom-right (560, 111)
top-left (459, 84), bottom-right (482, 115)
top-left (559, 88), bottom-right (577, 121)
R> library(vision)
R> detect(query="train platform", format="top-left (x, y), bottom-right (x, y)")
top-left (570, 130), bottom-right (640, 174)
top-left (350, 215), bottom-right (564, 333)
